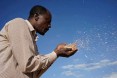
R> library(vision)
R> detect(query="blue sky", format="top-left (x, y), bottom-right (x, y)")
top-left (0, 0), bottom-right (117, 78)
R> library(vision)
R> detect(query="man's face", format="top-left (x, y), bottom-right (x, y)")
top-left (34, 13), bottom-right (51, 35)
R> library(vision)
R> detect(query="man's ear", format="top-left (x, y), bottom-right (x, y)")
top-left (34, 13), bottom-right (39, 21)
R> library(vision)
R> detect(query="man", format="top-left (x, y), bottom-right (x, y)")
top-left (0, 5), bottom-right (78, 78)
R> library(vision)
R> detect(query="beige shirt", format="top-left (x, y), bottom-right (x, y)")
top-left (0, 18), bottom-right (57, 78)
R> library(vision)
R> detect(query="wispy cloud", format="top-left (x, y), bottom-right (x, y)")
top-left (61, 59), bottom-right (117, 77)
top-left (62, 71), bottom-right (76, 76)
top-left (103, 72), bottom-right (117, 78)
top-left (62, 59), bottom-right (117, 71)
top-left (62, 70), bottom-right (82, 78)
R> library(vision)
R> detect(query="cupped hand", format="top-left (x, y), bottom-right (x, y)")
top-left (54, 43), bottom-right (78, 57)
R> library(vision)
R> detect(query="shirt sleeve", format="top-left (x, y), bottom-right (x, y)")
top-left (45, 51), bottom-right (57, 64)
top-left (35, 51), bottom-right (57, 77)
top-left (7, 18), bottom-right (57, 73)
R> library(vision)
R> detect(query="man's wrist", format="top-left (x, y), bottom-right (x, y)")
top-left (54, 50), bottom-right (60, 57)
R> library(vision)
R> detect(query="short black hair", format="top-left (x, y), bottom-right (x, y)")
top-left (29, 5), bottom-right (48, 18)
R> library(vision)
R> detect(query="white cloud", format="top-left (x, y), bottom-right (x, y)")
top-left (62, 70), bottom-right (82, 78)
top-left (62, 59), bottom-right (117, 71)
top-left (103, 72), bottom-right (117, 78)
top-left (62, 59), bottom-right (117, 77)
top-left (62, 71), bottom-right (75, 76)
top-left (62, 65), bottom-right (74, 70)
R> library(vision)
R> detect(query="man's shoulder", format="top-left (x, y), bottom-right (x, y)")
top-left (10, 18), bottom-right (26, 23)
top-left (6, 18), bottom-right (29, 30)
top-left (6, 18), bottom-right (26, 25)
top-left (14, 18), bottom-right (25, 21)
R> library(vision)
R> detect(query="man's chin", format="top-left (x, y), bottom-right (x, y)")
top-left (38, 32), bottom-right (45, 36)
top-left (37, 30), bottom-right (48, 36)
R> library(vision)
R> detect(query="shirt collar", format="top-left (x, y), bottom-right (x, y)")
top-left (25, 20), bottom-right (35, 32)
top-left (25, 20), bottom-right (39, 41)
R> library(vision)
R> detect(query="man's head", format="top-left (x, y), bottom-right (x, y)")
top-left (28, 5), bottom-right (52, 35)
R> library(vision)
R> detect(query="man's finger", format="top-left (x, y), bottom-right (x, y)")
top-left (65, 47), bottom-right (72, 51)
